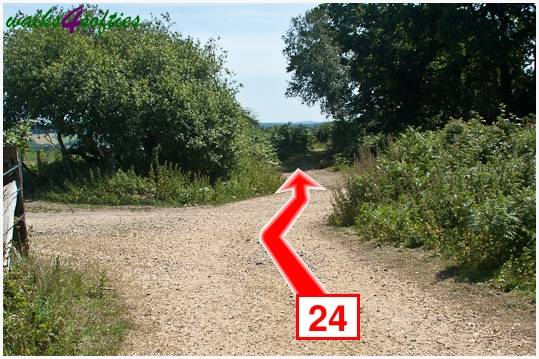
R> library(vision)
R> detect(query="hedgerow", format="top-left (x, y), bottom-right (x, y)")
top-left (38, 157), bottom-right (282, 206)
top-left (330, 112), bottom-right (535, 294)
top-left (265, 123), bottom-right (314, 160)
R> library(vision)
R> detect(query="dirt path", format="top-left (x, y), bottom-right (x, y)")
top-left (27, 169), bottom-right (535, 355)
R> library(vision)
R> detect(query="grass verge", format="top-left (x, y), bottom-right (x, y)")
top-left (26, 158), bottom-right (283, 207)
top-left (3, 256), bottom-right (128, 355)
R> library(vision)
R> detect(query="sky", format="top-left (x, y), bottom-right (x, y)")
top-left (3, 3), bottom-right (327, 123)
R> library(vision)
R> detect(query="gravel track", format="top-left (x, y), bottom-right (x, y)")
top-left (27, 169), bottom-right (535, 355)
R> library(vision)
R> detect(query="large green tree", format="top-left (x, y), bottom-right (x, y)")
top-left (284, 3), bottom-right (535, 140)
top-left (4, 6), bottom-right (258, 179)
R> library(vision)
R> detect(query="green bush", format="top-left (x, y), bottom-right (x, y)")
top-left (4, 121), bottom-right (31, 151)
top-left (4, 10), bottom-right (265, 180)
top-left (325, 119), bottom-right (392, 165)
top-left (24, 120), bottom-right (282, 206)
top-left (313, 122), bottom-right (333, 144)
top-left (266, 123), bottom-right (314, 160)
top-left (3, 256), bottom-right (127, 355)
top-left (330, 112), bottom-right (536, 294)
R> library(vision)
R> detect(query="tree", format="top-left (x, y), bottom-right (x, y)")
top-left (284, 4), bottom-right (535, 139)
top-left (313, 122), bottom-right (333, 143)
top-left (266, 123), bottom-right (313, 160)
top-left (4, 6), bottom-right (259, 180)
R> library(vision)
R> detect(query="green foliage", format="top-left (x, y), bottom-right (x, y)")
top-left (4, 6), bottom-right (272, 180)
top-left (284, 3), bottom-right (536, 159)
top-left (328, 119), bottom-right (391, 164)
top-left (38, 158), bottom-right (282, 206)
top-left (5, 5), bottom-right (280, 208)
top-left (213, 158), bottom-right (283, 203)
top-left (266, 123), bottom-right (314, 160)
top-left (3, 256), bottom-right (127, 355)
top-left (4, 121), bottom-right (32, 151)
top-left (313, 122), bottom-right (333, 143)
top-left (235, 114), bottom-right (280, 166)
top-left (330, 113), bottom-right (536, 294)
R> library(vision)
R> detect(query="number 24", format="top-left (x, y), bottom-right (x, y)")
top-left (309, 305), bottom-right (347, 331)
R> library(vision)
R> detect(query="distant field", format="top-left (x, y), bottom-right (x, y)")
top-left (29, 133), bottom-right (76, 150)
top-left (23, 134), bottom-right (76, 166)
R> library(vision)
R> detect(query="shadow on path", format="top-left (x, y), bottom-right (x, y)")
top-left (280, 149), bottom-right (330, 172)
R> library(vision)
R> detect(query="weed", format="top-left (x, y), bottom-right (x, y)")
top-left (33, 158), bottom-right (282, 207)
top-left (3, 256), bottom-right (128, 355)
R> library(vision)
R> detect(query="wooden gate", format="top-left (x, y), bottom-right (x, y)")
top-left (3, 146), bottom-right (28, 271)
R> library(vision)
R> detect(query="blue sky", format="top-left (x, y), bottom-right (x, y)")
top-left (3, 3), bottom-right (327, 123)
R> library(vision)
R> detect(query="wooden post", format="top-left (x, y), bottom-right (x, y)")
top-left (36, 150), bottom-right (42, 173)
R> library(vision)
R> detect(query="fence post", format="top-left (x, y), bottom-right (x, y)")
top-left (36, 150), bottom-right (42, 172)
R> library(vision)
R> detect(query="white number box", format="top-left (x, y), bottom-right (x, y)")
top-left (296, 294), bottom-right (360, 340)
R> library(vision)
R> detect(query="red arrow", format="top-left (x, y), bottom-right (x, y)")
top-left (260, 169), bottom-right (327, 295)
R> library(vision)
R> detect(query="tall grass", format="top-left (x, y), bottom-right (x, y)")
top-left (3, 256), bottom-right (128, 355)
top-left (33, 158), bottom-right (283, 206)
top-left (330, 113), bottom-right (535, 295)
